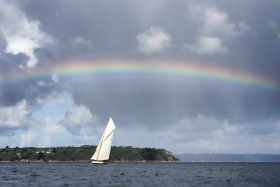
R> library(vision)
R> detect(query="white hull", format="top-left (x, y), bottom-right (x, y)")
top-left (91, 160), bottom-right (107, 164)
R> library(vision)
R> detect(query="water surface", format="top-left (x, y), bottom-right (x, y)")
top-left (0, 162), bottom-right (279, 186)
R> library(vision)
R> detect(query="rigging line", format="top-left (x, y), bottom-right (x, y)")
top-left (103, 130), bottom-right (114, 142)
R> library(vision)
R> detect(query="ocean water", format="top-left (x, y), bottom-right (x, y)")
top-left (0, 162), bottom-right (280, 187)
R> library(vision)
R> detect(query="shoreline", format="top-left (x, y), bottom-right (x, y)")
top-left (0, 160), bottom-right (182, 163)
top-left (108, 160), bottom-right (183, 163)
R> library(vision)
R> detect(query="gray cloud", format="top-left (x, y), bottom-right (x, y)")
top-left (59, 105), bottom-right (98, 135)
top-left (185, 3), bottom-right (250, 55)
top-left (185, 36), bottom-right (228, 55)
top-left (137, 27), bottom-right (171, 53)
top-left (1, 0), bottom-right (280, 153)
top-left (0, 0), bottom-right (53, 67)
top-left (0, 100), bottom-right (36, 136)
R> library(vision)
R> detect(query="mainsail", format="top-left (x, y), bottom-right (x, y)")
top-left (91, 118), bottom-right (116, 161)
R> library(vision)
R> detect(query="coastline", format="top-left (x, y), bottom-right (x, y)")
top-left (108, 160), bottom-right (183, 163)
top-left (0, 160), bottom-right (90, 162)
top-left (0, 146), bottom-right (180, 163)
top-left (0, 160), bottom-right (182, 163)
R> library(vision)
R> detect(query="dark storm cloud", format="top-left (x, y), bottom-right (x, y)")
top-left (71, 78), bottom-right (280, 131)
top-left (0, 31), bottom-right (28, 71)
top-left (0, 37), bottom-right (61, 107)
top-left (1, 0), bottom-right (280, 136)
top-left (0, 127), bottom-right (15, 136)
top-left (0, 53), bottom-right (63, 107)
top-left (0, 80), bottom-right (60, 107)
top-left (0, 31), bottom-right (7, 51)
top-left (21, 0), bottom-right (280, 76)
top-left (0, 53), bottom-right (29, 106)
top-left (34, 48), bottom-right (56, 65)
top-left (22, 0), bottom-right (141, 57)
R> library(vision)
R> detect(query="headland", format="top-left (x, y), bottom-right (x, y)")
top-left (0, 146), bottom-right (180, 162)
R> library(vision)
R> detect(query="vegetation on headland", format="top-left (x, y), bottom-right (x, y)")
top-left (0, 145), bottom-right (180, 162)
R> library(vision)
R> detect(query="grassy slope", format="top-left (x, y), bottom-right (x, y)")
top-left (0, 146), bottom-right (180, 162)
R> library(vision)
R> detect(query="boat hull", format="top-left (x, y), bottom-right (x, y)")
top-left (91, 160), bottom-right (107, 164)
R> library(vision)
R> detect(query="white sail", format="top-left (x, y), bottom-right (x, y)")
top-left (97, 132), bottom-right (114, 160)
top-left (91, 136), bottom-right (103, 160)
top-left (91, 118), bottom-right (116, 161)
top-left (103, 118), bottom-right (116, 141)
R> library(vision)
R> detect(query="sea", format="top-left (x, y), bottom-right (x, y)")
top-left (0, 162), bottom-right (280, 187)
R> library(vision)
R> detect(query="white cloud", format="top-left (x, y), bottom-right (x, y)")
top-left (175, 115), bottom-right (246, 138)
top-left (109, 114), bottom-right (243, 154)
top-left (111, 114), bottom-right (280, 154)
top-left (238, 22), bottom-right (250, 32)
top-left (186, 4), bottom-right (249, 55)
top-left (0, 94), bottom-right (100, 147)
top-left (20, 130), bottom-right (37, 147)
top-left (137, 26), bottom-right (171, 53)
top-left (52, 74), bottom-right (59, 83)
top-left (158, 115), bottom-right (280, 154)
top-left (185, 36), bottom-right (227, 55)
top-left (189, 4), bottom-right (246, 38)
top-left (267, 21), bottom-right (279, 30)
top-left (73, 136), bottom-right (97, 144)
top-left (19, 116), bottom-right (70, 147)
top-left (37, 81), bottom-right (47, 86)
top-left (0, 1), bottom-right (53, 67)
top-left (201, 7), bottom-right (236, 37)
top-left (0, 100), bottom-right (36, 136)
top-left (57, 104), bottom-right (101, 145)
top-left (277, 33), bottom-right (280, 40)
top-left (267, 21), bottom-right (280, 41)
top-left (18, 102), bottom-right (99, 147)
top-left (58, 99), bottom-right (66, 106)
top-left (70, 36), bottom-right (92, 50)
top-left (59, 105), bottom-right (98, 135)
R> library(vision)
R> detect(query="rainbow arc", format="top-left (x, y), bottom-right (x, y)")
top-left (1, 59), bottom-right (280, 93)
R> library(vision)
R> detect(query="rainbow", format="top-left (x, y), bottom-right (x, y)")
top-left (1, 59), bottom-right (280, 93)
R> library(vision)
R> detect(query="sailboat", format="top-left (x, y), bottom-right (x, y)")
top-left (91, 118), bottom-right (116, 164)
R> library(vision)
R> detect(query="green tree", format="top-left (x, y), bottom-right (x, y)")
top-left (37, 152), bottom-right (45, 160)
top-left (21, 151), bottom-right (32, 159)
top-left (53, 148), bottom-right (57, 153)
top-left (43, 155), bottom-right (49, 162)
top-left (9, 155), bottom-right (15, 161)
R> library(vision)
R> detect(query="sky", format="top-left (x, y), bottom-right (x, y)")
top-left (0, 0), bottom-right (280, 154)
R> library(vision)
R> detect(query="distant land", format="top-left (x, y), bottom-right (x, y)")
top-left (175, 153), bottom-right (280, 162)
top-left (0, 146), bottom-right (180, 162)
